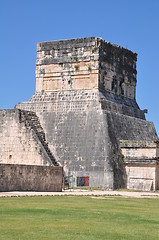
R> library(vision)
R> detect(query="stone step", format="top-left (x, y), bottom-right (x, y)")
top-left (20, 110), bottom-right (59, 167)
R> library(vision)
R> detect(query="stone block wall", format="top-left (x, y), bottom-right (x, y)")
top-left (36, 37), bottom-right (99, 92)
top-left (120, 141), bottom-right (159, 191)
top-left (120, 141), bottom-right (159, 159)
top-left (0, 109), bottom-right (57, 166)
top-left (99, 40), bottom-right (137, 99)
top-left (36, 37), bottom-right (137, 100)
top-left (125, 164), bottom-right (156, 191)
top-left (16, 100), bottom-right (158, 189)
top-left (0, 164), bottom-right (63, 191)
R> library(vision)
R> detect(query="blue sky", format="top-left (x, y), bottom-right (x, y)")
top-left (0, 0), bottom-right (159, 134)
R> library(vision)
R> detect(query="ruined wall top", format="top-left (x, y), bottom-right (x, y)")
top-left (36, 37), bottom-right (137, 100)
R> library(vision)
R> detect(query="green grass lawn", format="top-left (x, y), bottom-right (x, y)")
top-left (0, 195), bottom-right (159, 240)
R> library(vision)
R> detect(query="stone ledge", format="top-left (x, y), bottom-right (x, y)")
top-left (124, 157), bottom-right (159, 165)
top-left (120, 140), bottom-right (159, 148)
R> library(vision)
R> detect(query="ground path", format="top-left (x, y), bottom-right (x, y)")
top-left (1, 190), bottom-right (159, 198)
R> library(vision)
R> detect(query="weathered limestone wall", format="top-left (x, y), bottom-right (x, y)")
top-left (16, 89), bottom-right (145, 120)
top-left (36, 37), bottom-right (137, 100)
top-left (105, 114), bottom-right (158, 189)
top-left (99, 41), bottom-right (137, 100)
top-left (120, 141), bottom-right (159, 191)
top-left (0, 109), bottom-right (54, 166)
top-left (36, 37), bottom-right (99, 92)
top-left (120, 141), bottom-right (159, 159)
top-left (40, 110), bottom-right (113, 189)
top-left (0, 164), bottom-right (63, 191)
top-left (125, 164), bottom-right (156, 191)
top-left (16, 100), bottom-right (158, 189)
top-left (106, 115), bottom-right (157, 142)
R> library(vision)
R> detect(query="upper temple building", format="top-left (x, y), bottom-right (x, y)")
top-left (1, 37), bottom-right (159, 191)
top-left (20, 37), bottom-right (144, 119)
top-left (36, 37), bottom-right (136, 100)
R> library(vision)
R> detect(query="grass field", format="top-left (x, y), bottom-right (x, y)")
top-left (0, 195), bottom-right (159, 240)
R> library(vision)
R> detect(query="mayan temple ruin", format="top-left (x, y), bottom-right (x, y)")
top-left (0, 37), bottom-right (159, 191)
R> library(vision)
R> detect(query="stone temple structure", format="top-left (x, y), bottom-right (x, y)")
top-left (0, 37), bottom-right (159, 191)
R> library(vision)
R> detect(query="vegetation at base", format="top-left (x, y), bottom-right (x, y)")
top-left (0, 196), bottom-right (159, 240)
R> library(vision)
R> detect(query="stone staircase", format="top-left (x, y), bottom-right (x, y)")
top-left (19, 110), bottom-right (59, 167)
